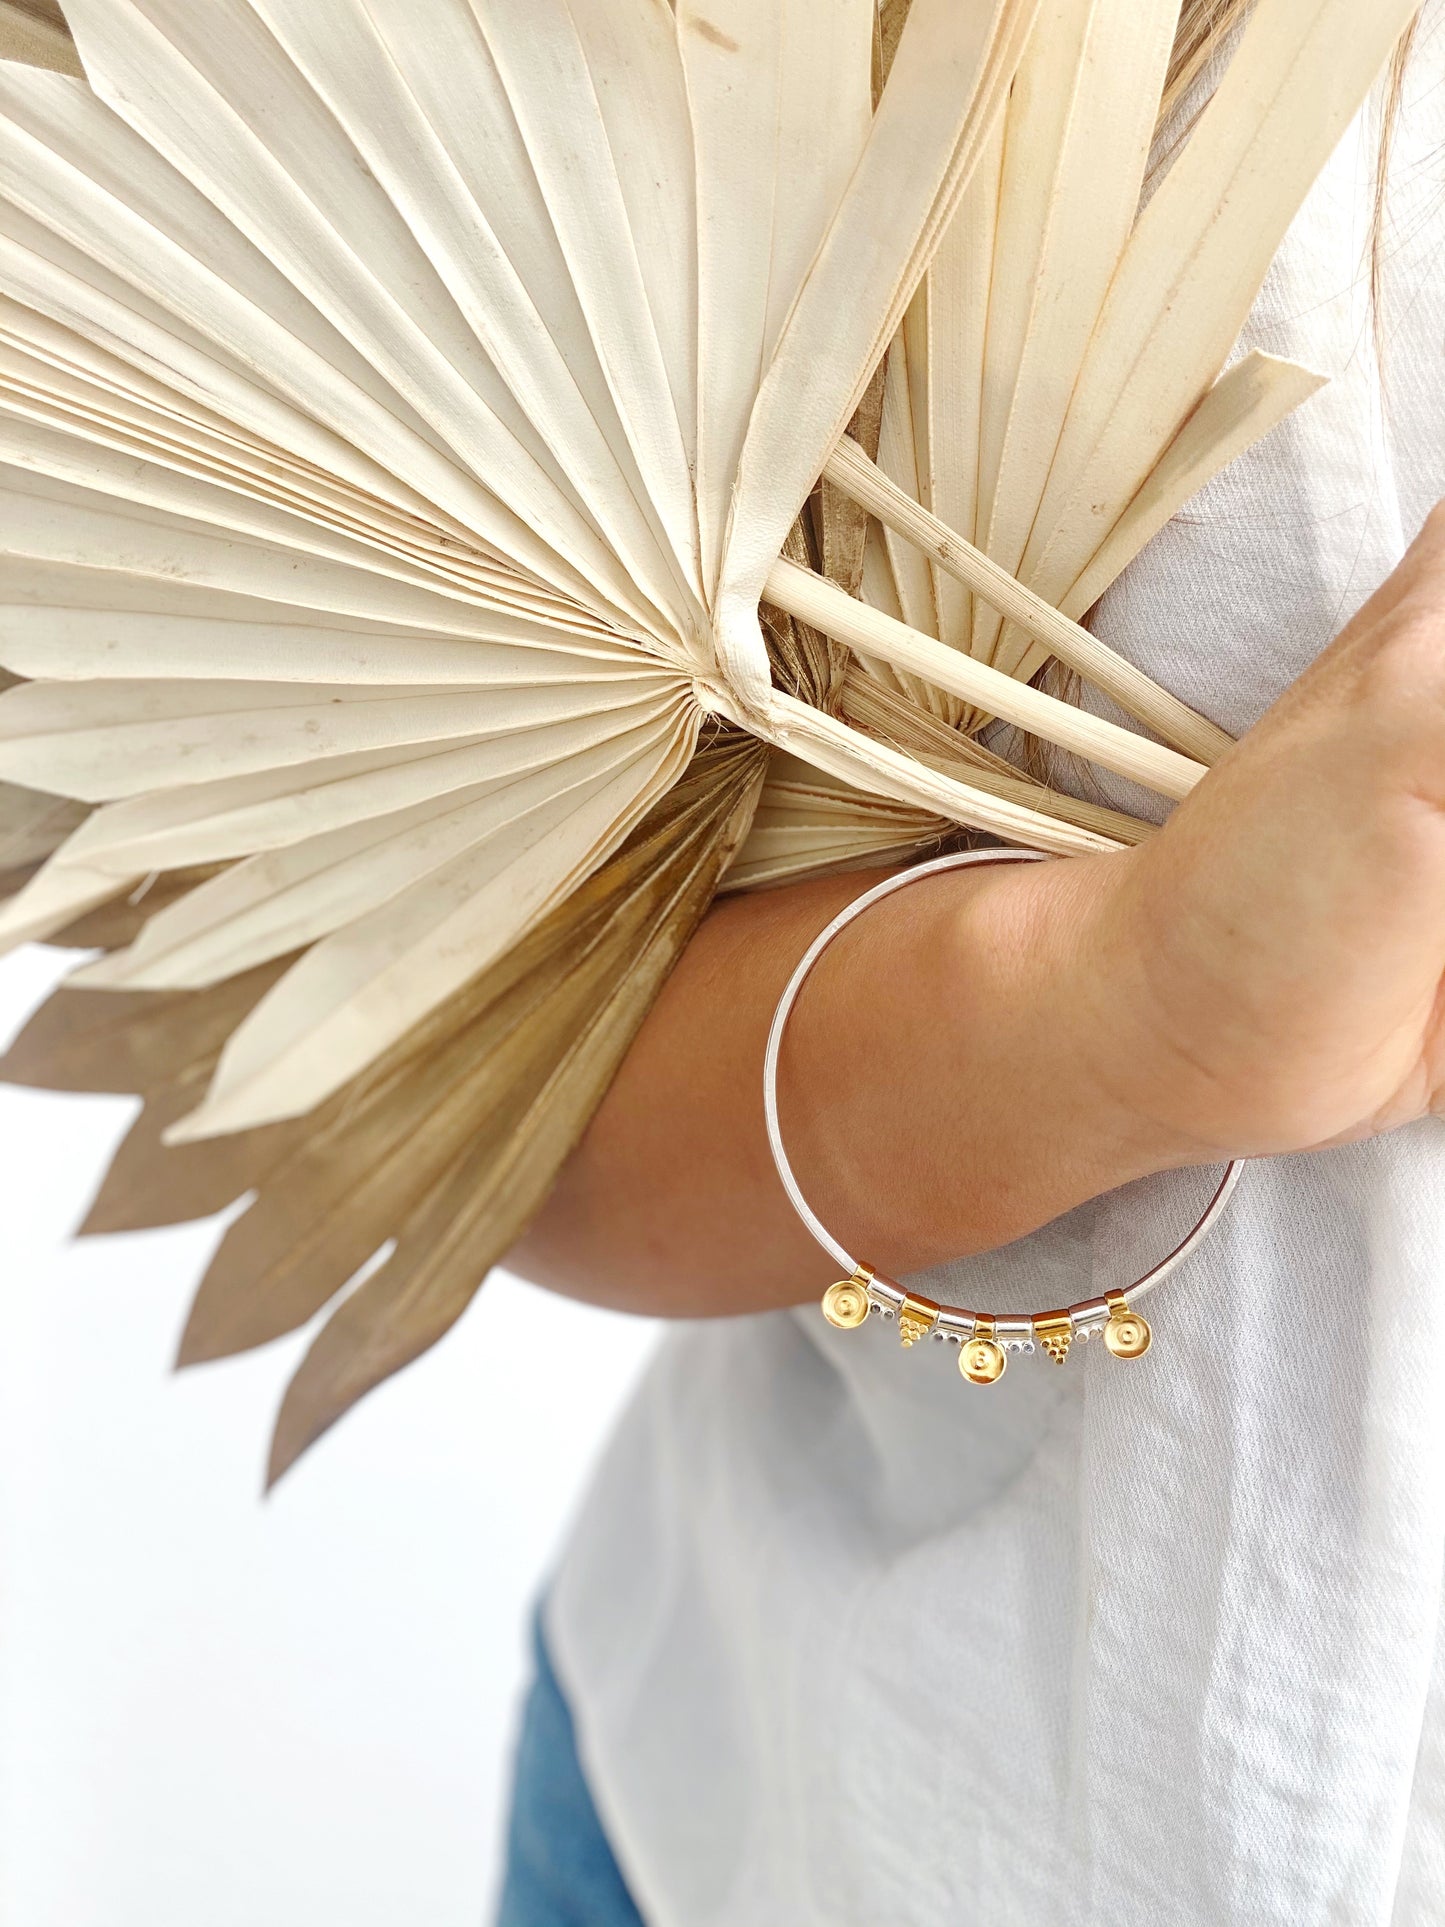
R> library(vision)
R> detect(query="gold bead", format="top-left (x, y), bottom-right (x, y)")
top-left (1035, 1310), bottom-right (1073, 1366)
top-left (897, 1292), bottom-right (939, 1348)
top-left (1103, 1309), bottom-right (1152, 1359)
top-left (960, 1336), bottom-right (1006, 1385)
top-left (822, 1278), bottom-right (870, 1330)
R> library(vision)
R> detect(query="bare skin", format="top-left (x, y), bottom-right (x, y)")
top-left (510, 504), bottom-right (1445, 1319)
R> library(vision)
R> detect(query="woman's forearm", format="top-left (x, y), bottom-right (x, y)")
top-left (507, 848), bottom-right (1186, 1317)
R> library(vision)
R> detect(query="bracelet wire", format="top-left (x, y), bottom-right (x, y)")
top-left (762, 847), bottom-right (1243, 1369)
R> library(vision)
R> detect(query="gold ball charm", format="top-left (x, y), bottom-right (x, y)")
top-left (822, 1278), bottom-right (870, 1330)
top-left (959, 1336), bottom-right (1007, 1385)
top-left (1104, 1310), bottom-right (1152, 1359)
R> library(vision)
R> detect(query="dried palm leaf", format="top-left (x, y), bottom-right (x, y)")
top-left (725, 750), bottom-right (947, 894)
top-left (0, 0), bottom-right (1416, 1471)
top-left (0, 1), bottom-right (80, 77)
top-left (2, 729), bottom-right (764, 1475)
top-left (0, 775), bottom-right (84, 877)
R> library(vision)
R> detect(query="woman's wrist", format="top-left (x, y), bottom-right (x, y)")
top-left (946, 851), bottom-right (1216, 1231)
top-left (784, 848), bottom-right (1209, 1276)
top-left (1018, 850), bottom-right (1236, 1181)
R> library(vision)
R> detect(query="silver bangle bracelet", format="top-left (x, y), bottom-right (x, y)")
top-left (762, 847), bottom-right (1244, 1383)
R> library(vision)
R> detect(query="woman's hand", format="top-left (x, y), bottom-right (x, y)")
top-left (510, 505), bottom-right (1445, 1316)
top-left (1080, 500), bottom-right (1445, 1164)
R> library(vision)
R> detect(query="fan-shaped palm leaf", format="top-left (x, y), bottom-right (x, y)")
top-left (0, 0), bottom-right (1417, 1470)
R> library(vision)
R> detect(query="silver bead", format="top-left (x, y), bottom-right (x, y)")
top-left (995, 1315), bottom-right (1033, 1353)
top-left (935, 1308), bottom-right (977, 1346)
top-left (867, 1278), bottom-right (907, 1314)
top-left (1070, 1299), bottom-right (1112, 1342)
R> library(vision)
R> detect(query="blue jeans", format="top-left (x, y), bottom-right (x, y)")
top-left (496, 1611), bottom-right (646, 1927)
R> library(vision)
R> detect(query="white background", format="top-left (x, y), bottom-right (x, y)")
top-left (0, 941), bottom-right (660, 1927)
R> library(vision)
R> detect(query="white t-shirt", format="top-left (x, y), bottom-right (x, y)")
top-left (548, 20), bottom-right (1445, 1924)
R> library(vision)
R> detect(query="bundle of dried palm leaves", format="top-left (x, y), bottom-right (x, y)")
top-left (0, 0), bottom-right (1415, 1479)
